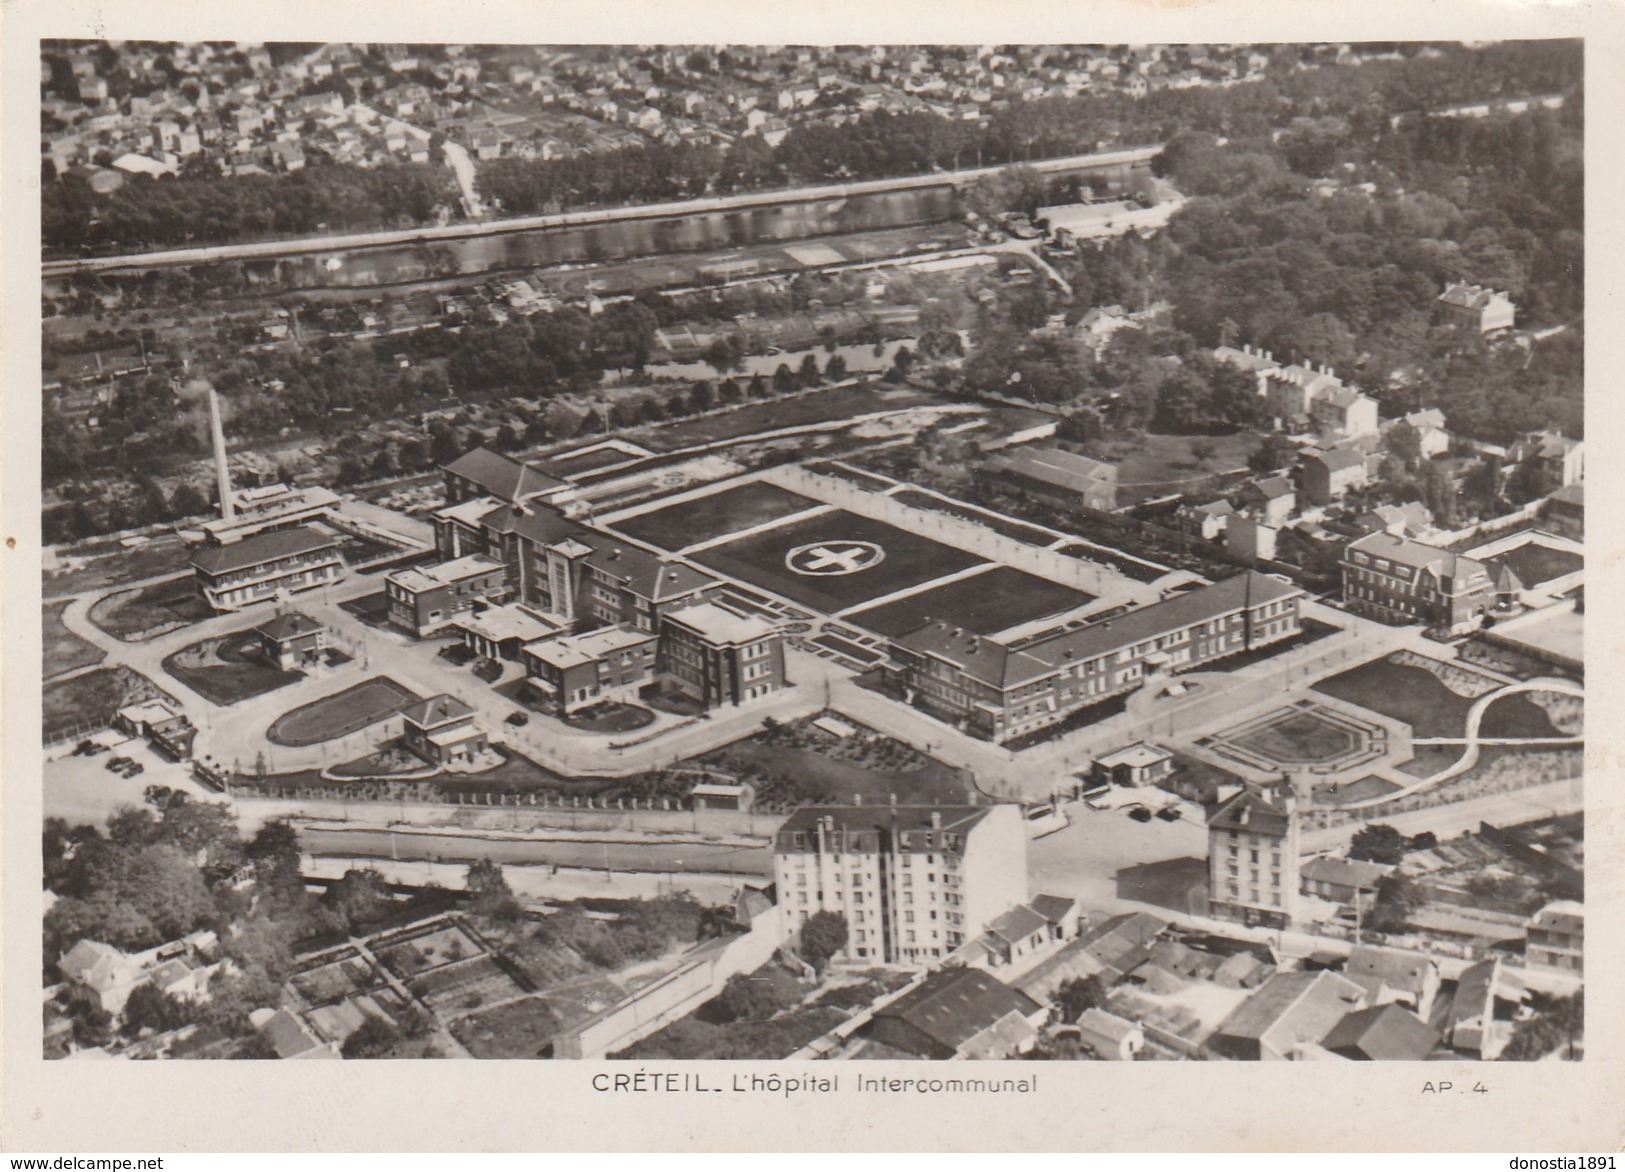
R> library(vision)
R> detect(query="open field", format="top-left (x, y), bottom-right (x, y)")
top-left (43, 666), bottom-right (178, 741)
top-left (1093, 430), bottom-right (1262, 505)
top-left (88, 575), bottom-right (214, 641)
top-left (267, 676), bottom-right (422, 747)
top-left (161, 630), bottom-right (305, 707)
top-left (690, 508), bottom-right (986, 613)
top-left (609, 482), bottom-right (821, 551)
top-left (44, 535), bottom-right (192, 599)
top-left (1312, 654), bottom-right (1488, 739)
top-left (847, 565), bottom-right (1093, 638)
top-left (43, 600), bottom-right (105, 678)
top-left (633, 383), bottom-right (943, 453)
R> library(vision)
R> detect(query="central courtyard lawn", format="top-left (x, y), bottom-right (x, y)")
top-left (88, 575), bottom-right (214, 641)
top-left (267, 677), bottom-right (422, 747)
top-left (1484, 540), bottom-right (1583, 589)
top-left (608, 482), bottom-right (822, 551)
top-left (888, 489), bottom-right (1061, 546)
top-left (1312, 656), bottom-right (1479, 739)
top-left (162, 630), bottom-right (305, 706)
top-left (847, 565), bottom-right (1093, 638)
top-left (1478, 693), bottom-right (1567, 739)
top-left (689, 508), bottom-right (987, 614)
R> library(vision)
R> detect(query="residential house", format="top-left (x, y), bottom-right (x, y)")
top-left (1396, 409), bottom-right (1451, 459)
top-left (57, 940), bottom-right (146, 1014)
top-left (253, 611), bottom-right (328, 670)
top-left (1238, 476), bottom-right (1296, 526)
top-left (1173, 499), bottom-right (1234, 541)
top-left (1301, 447), bottom-right (1369, 506)
top-left (1299, 856), bottom-right (1391, 906)
top-left (1447, 957), bottom-right (1514, 1059)
top-left (1310, 387), bottom-right (1380, 440)
top-left (1208, 971), bottom-right (1368, 1061)
top-left (1508, 430), bottom-right (1584, 494)
top-left (1074, 1007), bottom-right (1145, 1060)
top-left (400, 694), bottom-right (488, 767)
top-left (773, 804), bottom-right (1027, 965)
top-left (251, 1008), bottom-right (339, 1059)
top-left (1525, 900), bottom-right (1583, 973)
top-left (867, 967), bottom-right (1043, 1059)
top-left (1321, 1002), bottom-right (1440, 1061)
top-left (1225, 514), bottom-right (1279, 564)
top-left (1438, 283), bottom-right (1516, 334)
top-left (1343, 944), bottom-right (1441, 1019)
top-left (1341, 531), bottom-right (1493, 630)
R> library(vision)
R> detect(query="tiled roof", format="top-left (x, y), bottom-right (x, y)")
top-left (189, 525), bottom-right (339, 576)
top-left (873, 968), bottom-right (1041, 1054)
top-left (400, 693), bottom-right (475, 729)
top-left (1322, 1002), bottom-right (1440, 1060)
top-left (442, 446), bottom-right (565, 502)
top-left (253, 611), bottom-right (325, 641)
top-left (1345, 945), bottom-right (1436, 996)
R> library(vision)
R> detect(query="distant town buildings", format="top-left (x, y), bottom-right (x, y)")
top-left (1438, 282), bottom-right (1517, 334)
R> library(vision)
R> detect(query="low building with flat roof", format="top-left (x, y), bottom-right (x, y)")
top-left (659, 600), bottom-right (785, 710)
top-left (521, 625), bottom-right (660, 717)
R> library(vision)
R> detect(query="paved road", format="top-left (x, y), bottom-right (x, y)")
top-left (300, 825), bottom-right (772, 876)
top-left (44, 144), bottom-right (1163, 275)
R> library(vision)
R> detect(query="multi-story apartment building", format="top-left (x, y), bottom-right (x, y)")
top-left (189, 525), bottom-right (346, 612)
top-left (1340, 531), bottom-right (1494, 631)
top-left (893, 571), bottom-right (1302, 744)
top-left (659, 600), bottom-right (786, 708)
top-left (772, 804), bottom-right (1027, 966)
top-left (385, 554), bottom-right (509, 638)
top-left (1207, 779), bottom-right (1301, 931)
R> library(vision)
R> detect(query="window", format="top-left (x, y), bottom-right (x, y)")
top-left (904, 911), bottom-right (915, 923)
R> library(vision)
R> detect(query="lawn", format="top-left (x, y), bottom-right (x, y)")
top-left (635, 383), bottom-right (944, 453)
top-left (565, 702), bottom-right (655, 733)
top-left (1054, 542), bottom-right (1169, 583)
top-left (889, 489), bottom-right (1061, 546)
top-left (43, 601), bottom-right (105, 678)
top-left (87, 576), bottom-right (214, 641)
top-left (43, 666), bottom-right (179, 740)
top-left (266, 677), bottom-right (422, 747)
top-left (1310, 776), bottom-right (1403, 806)
top-left (1396, 746), bottom-right (1464, 780)
top-left (609, 482), bottom-right (822, 551)
top-left (1312, 655), bottom-right (1483, 739)
top-left (1485, 541), bottom-right (1583, 589)
top-left (538, 445), bottom-right (641, 477)
top-left (848, 565), bottom-right (1093, 638)
top-left (1479, 693), bottom-right (1567, 740)
top-left (690, 508), bottom-right (987, 614)
top-left (162, 631), bottom-right (305, 706)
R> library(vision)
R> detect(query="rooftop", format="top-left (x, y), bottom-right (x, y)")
top-left (586, 544), bottom-right (717, 603)
top-left (1346, 531), bottom-right (1488, 580)
top-left (253, 611), bottom-right (326, 641)
top-left (986, 446), bottom-right (1117, 495)
top-left (189, 525), bottom-right (340, 576)
top-left (442, 446), bottom-right (566, 503)
top-left (872, 967), bottom-right (1041, 1055)
top-left (664, 599), bottom-right (778, 645)
top-left (777, 805), bottom-right (993, 853)
top-left (1096, 742), bottom-right (1172, 770)
top-left (388, 553), bottom-right (505, 593)
top-left (524, 624), bottom-right (656, 671)
top-left (400, 693), bottom-right (476, 729)
top-left (1213, 970), bottom-right (1367, 1048)
top-left (1321, 1002), bottom-right (1440, 1061)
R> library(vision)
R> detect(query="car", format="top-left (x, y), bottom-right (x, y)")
top-left (104, 756), bottom-right (131, 771)
top-left (1155, 806), bottom-right (1183, 822)
top-left (1127, 805), bottom-right (1153, 823)
top-left (122, 762), bottom-right (145, 777)
top-left (505, 712), bottom-right (529, 727)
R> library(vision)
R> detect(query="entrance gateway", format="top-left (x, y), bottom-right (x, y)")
top-left (785, 540), bottom-right (886, 576)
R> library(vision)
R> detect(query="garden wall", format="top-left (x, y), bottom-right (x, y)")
top-left (554, 909), bottom-right (786, 1059)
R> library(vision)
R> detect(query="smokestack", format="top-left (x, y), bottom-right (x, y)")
top-left (209, 387), bottom-right (235, 522)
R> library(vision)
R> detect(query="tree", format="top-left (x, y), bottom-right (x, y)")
top-left (798, 910), bottom-right (848, 973)
top-left (825, 354), bottom-right (847, 383)
top-left (1367, 873), bottom-right (1421, 935)
top-left (465, 858), bottom-right (522, 922)
top-left (772, 363), bottom-right (796, 394)
top-left (340, 1015), bottom-right (402, 1059)
top-left (323, 869), bottom-right (394, 934)
top-left (707, 973), bottom-right (786, 1023)
top-left (121, 983), bottom-right (193, 1037)
top-left (1350, 823), bottom-right (1406, 866)
top-left (1054, 975), bottom-right (1108, 1023)
top-left (1248, 434), bottom-right (1299, 475)
top-left (799, 353), bottom-right (822, 389)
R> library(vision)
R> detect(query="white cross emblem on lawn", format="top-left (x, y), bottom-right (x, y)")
top-left (785, 540), bottom-right (886, 576)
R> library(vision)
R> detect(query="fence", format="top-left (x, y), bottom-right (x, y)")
top-left (554, 909), bottom-right (786, 1059)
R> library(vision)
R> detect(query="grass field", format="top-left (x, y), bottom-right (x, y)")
top-left (634, 383), bottom-right (943, 453)
top-left (1229, 710), bottom-right (1363, 765)
top-left (88, 576), bottom-right (213, 642)
top-left (1313, 654), bottom-right (1494, 739)
top-left (1093, 431), bottom-right (1262, 506)
top-left (1478, 693), bottom-right (1567, 740)
top-left (267, 677), bottom-right (422, 747)
top-left (1311, 776), bottom-right (1403, 806)
top-left (43, 601), bottom-right (105, 678)
top-left (43, 666), bottom-right (178, 740)
top-left (609, 482), bottom-right (823, 551)
top-left (690, 508), bottom-right (986, 614)
top-left (162, 631), bottom-right (305, 707)
top-left (847, 565), bottom-right (1093, 638)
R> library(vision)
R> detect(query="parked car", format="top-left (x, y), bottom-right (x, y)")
top-left (505, 712), bottom-right (529, 727)
top-left (104, 756), bottom-right (131, 772)
top-left (1155, 806), bottom-right (1183, 822)
top-left (1127, 805), bottom-right (1153, 823)
top-left (122, 762), bottom-right (145, 777)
